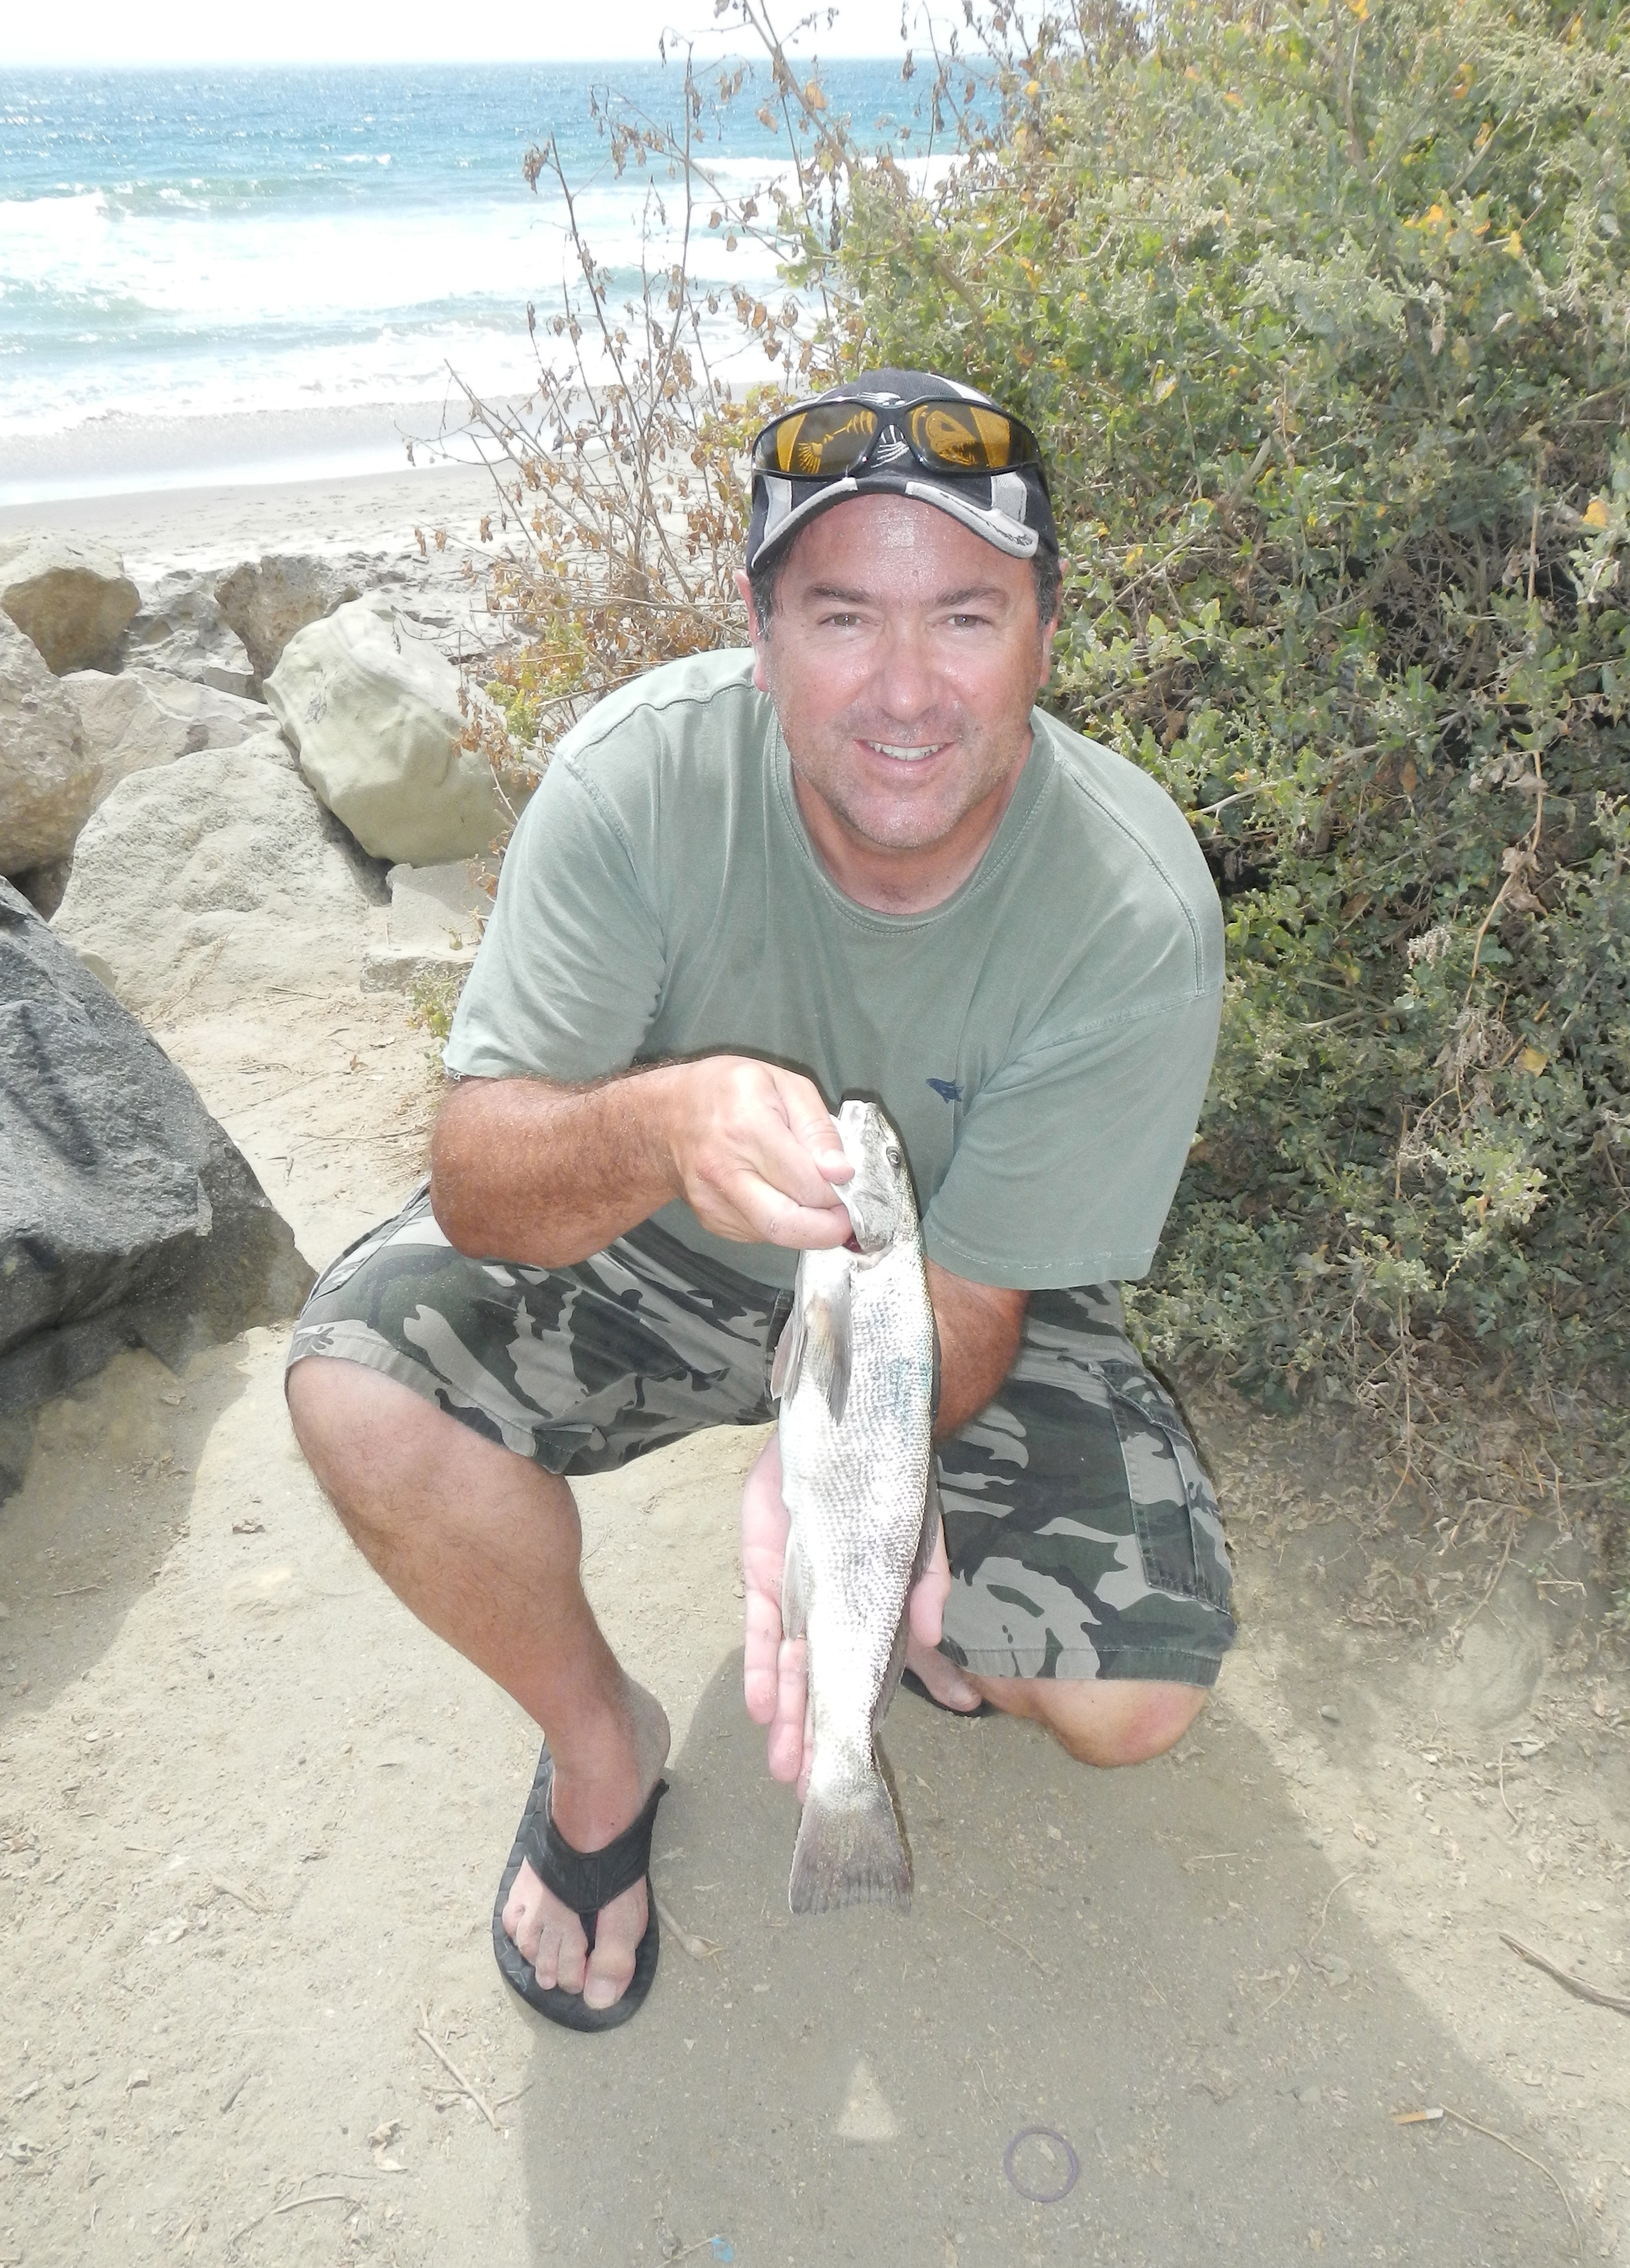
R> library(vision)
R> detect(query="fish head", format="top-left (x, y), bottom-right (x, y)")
top-left (831, 1100), bottom-right (919, 1254)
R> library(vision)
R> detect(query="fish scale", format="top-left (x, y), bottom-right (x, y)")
top-left (773, 1098), bottom-right (938, 1913)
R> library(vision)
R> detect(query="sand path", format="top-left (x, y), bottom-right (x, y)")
top-left (1, 484), bottom-right (1626, 2256)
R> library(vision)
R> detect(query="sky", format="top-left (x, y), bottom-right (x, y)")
top-left (0, 0), bottom-right (926, 68)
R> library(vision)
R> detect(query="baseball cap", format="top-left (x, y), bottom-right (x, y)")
top-left (745, 368), bottom-right (1058, 574)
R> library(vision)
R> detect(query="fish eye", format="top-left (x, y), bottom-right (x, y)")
top-left (884, 1144), bottom-right (902, 1168)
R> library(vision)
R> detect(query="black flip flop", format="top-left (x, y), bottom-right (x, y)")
top-left (900, 1667), bottom-right (995, 1719)
top-left (492, 1741), bottom-right (669, 2033)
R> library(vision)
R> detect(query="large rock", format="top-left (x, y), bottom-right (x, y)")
top-left (360, 855), bottom-right (491, 992)
top-left (0, 532), bottom-right (140, 675)
top-left (0, 614), bottom-right (98, 877)
top-left (52, 738), bottom-right (387, 1014)
top-left (214, 554), bottom-right (361, 682)
top-left (265, 593), bottom-right (506, 866)
top-left (0, 878), bottom-right (312, 1422)
top-left (122, 570), bottom-right (256, 698)
top-left (64, 666), bottom-right (275, 802)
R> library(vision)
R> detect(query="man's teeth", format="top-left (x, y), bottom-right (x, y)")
top-left (867, 740), bottom-right (944, 762)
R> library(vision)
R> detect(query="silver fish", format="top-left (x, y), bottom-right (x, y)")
top-left (771, 1097), bottom-right (939, 1913)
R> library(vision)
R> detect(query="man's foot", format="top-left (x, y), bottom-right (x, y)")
top-left (501, 1680), bottom-right (671, 2013)
top-left (903, 1632), bottom-right (988, 1714)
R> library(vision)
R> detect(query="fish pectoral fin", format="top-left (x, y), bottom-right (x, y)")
top-left (803, 1276), bottom-right (853, 1427)
top-left (770, 1278), bottom-right (806, 1402)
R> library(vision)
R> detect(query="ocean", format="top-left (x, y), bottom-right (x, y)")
top-left (0, 59), bottom-right (923, 504)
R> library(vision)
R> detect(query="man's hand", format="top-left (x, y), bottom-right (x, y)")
top-left (431, 1056), bottom-right (852, 1268)
top-left (662, 1058), bottom-right (853, 1249)
top-left (741, 1432), bottom-right (951, 1800)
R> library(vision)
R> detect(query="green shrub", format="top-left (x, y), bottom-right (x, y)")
top-left (821, 0), bottom-right (1629, 1552)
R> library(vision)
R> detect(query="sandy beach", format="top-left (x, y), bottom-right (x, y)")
top-left (0, 447), bottom-right (504, 588)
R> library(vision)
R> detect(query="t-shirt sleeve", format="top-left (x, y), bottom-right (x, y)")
top-left (442, 754), bottom-right (664, 1082)
top-left (921, 986), bottom-right (1222, 1288)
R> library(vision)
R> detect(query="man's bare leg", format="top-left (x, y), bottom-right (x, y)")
top-left (901, 1635), bottom-right (1207, 1762)
top-left (286, 1357), bottom-right (668, 2013)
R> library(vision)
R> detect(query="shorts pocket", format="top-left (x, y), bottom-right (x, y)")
top-left (1099, 1361), bottom-right (1232, 1612)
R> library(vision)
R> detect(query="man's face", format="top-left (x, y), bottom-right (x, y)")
top-left (738, 494), bottom-right (1057, 861)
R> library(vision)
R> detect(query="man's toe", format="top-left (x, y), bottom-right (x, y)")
top-left (580, 1882), bottom-right (646, 2010)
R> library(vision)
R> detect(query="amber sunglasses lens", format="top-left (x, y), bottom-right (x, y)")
top-left (908, 401), bottom-right (1037, 471)
top-left (754, 403), bottom-right (880, 475)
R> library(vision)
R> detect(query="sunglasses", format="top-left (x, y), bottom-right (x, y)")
top-left (752, 394), bottom-right (1046, 484)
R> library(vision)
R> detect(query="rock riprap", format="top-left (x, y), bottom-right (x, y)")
top-left (65, 667), bottom-right (274, 803)
top-left (0, 615), bottom-right (98, 878)
top-left (0, 878), bottom-right (312, 1421)
top-left (266, 593), bottom-right (506, 866)
top-left (214, 554), bottom-right (361, 682)
top-left (52, 736), bottom-right (387, 1014)
top-left (122, 570), bottom-right (256, 698)
top-left (0, 532), bottom-right (141, 675)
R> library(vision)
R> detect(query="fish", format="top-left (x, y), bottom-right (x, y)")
top-left (771, 1097), bottom-right (940, 1914)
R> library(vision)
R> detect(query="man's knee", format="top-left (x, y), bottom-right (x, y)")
top-left (285, 1355), bottom-right (448, 1538)
top-left (1007, 1677), bottom-right (1208, 1768)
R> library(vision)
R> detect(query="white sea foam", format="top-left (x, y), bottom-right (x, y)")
top-left (0, 61), bottom-right (960, 496)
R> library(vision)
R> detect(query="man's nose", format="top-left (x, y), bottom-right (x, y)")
top-left (868, 620), bottom-right (938, 718)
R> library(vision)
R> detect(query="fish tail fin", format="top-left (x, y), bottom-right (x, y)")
top-left (789, 1771), bottom-right (911, 1914)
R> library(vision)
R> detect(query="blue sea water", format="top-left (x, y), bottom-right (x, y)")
top-left (0, 59), bottom-right (921, 496)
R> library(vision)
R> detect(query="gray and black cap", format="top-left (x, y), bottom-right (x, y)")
top-left (745, 367), bottom-right (1058, 574)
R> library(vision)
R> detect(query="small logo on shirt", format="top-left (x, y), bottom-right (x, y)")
top-left (926, 1077), bottom-right (962, 1103)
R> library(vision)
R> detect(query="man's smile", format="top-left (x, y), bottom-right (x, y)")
top-left (861, 738), bottom-right (951, 764)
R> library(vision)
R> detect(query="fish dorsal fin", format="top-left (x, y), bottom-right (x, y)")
top-left (803, 1274), bottom-right (852, 1427)
top-left (770, 1278), bottom-right (806, 1403)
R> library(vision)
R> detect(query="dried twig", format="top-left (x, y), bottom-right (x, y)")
top-left (654, 1896), bottom-right (721, 1962)
top-left (1500, 1932), bottom-right (1630, 2016)
top-left (230, 2189), bottom-right (363, 2244)
top-left (951, 1899), bottom-right (1049, 1976)
top-left (211, 1877), bottom-right (270, 1916)
top-left (414, 2004), bottom-right (500, 2132)
top-left (1439, 2105), bottom-right (1581, 2254)
top-left (1496, 1745), bottom-right (1520, 1828)
top-left (1308, 1871), bottom-right (1358, 1957)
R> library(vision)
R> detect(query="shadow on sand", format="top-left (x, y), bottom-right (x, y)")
top-left (515, 1653), bottom-right (1572, 2266)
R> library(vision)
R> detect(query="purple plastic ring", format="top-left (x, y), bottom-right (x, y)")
top-left (1003, 2125), bottom-right (1080, 2205)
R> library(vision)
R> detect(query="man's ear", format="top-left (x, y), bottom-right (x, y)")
top-left (736, 567), bottom-right (772, 693)
top-left (1037, 600), bottom-right (1060, 691)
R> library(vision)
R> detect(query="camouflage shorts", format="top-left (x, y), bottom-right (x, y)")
top-left (288, 1183), bottom-right (1235, 1686)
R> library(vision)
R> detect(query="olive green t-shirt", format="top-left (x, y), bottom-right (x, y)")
top-left (445, 648), bottom-right (1224, 1291)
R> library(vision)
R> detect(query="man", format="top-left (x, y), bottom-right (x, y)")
top-left (286, 369), bottom-right (1233, 2032)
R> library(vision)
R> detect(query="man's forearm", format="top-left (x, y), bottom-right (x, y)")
top-left (429, 1055), bottom-right (856, 1266)
top-left (429, 1071), bottom-right (681, 1266)
top-left (926, 1257), bottom-right (1027, 1438)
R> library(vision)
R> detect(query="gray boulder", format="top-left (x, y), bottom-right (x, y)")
top-left (65, 666), bottom-right (274, 803)
top-left (214, 554), bottom-right (361, 681)
top-left (0, 615), bottom-right (98, 877)
top-left (0, 531), bottom-right (140, 675)
top-left (0, 878), bottom-right (312, 1425)
top-left (52, 738), bottom-right (386, 1015)
top-left (122, 570), bottom-right (256, 698)
top-left (265, 593), bottom-right (507, 866)
top-left (361, 855), bottom-right (491, 992)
